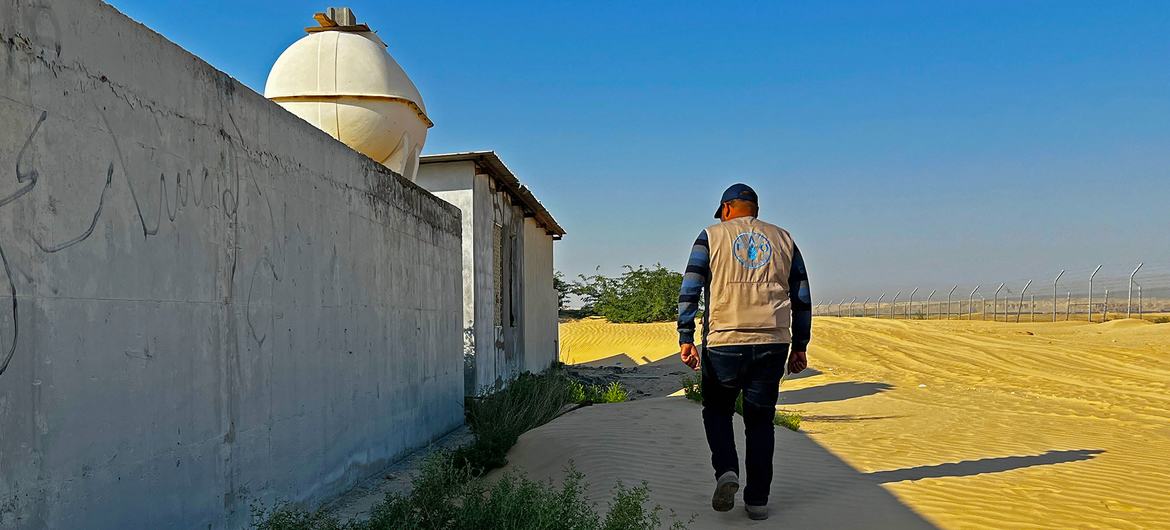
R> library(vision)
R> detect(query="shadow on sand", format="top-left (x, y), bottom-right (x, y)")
top-left (867, 449), bottom-right (1104, 483)
top-left (500, 397), bottom-right (940, 529)
top-left (780, 381), bottom-right (894, 405)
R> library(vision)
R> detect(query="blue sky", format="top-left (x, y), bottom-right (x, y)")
top-left (108, 0), bottom-right (1170, 301)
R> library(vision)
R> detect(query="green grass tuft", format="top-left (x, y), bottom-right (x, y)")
top-left (569, 380), bottom-right (630, 405)
top-left (453, 371), bottom-right (576, 474)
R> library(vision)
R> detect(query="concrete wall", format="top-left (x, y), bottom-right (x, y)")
top-left (0, 2), bottom-right (464, 529)
top-left (522, 219), bottom-right (558, 373)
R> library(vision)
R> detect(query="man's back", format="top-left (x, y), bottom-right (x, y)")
top-left (704, 216), bottom-right (798, 347)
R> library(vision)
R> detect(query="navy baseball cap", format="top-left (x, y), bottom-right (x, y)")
top-left (714, 183), bottom-right (758, 218)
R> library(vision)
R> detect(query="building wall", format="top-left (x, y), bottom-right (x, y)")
top-left (522, 219), bottom-right (559, 373)
top-left (418, 163), bottom-right (560, 393)
top-left (0, 2), bottom-right (464, 529)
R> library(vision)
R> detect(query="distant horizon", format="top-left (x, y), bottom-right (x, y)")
top-left (108, 0), bottom-right (1170, 301)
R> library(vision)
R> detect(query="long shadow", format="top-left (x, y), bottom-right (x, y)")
top-left (780, 381), bottom-right (893, 405)
top-left (867, 449), bottom-right (1104, 483)
top-left (502, 397), bottom-right (939, 529)
top-left (579, 353), bottom-right (641, 367)
top-left (784, 366), bottom-right (823, 380)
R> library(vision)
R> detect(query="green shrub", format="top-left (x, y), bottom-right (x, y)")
top-left (598, 382), bottom-right (629, 403)
top-left (680, 374), bottom-right (702, 402)
top-left (571, 265), bottom-right (684, 323)
top-left (255, 370), bottom-right (689, 530)
top-left (678, 375), bottom-right (801, 431)
top-left (568, 380), bottom-right (587, 403)
top-left (774, 411), bottom-right (802, 431)
top-left (569, 381), bottom-right (630, 405)
top-left (454, 371), bottom-right (575, 474)
top-left (251, 503), bottom-right (348, 530)
top-left (254, 456), bottom-right (688, 530)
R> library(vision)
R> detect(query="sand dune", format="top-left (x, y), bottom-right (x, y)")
top-left (539, 318), bottom-right (1170, 529)
top-left (559, 317), bottom-right (691, 366)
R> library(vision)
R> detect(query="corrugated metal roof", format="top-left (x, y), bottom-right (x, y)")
top-left (420, 151), bottom-right (565, 238)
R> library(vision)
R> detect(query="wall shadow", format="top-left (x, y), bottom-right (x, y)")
top-left (780, 381), bottom-right (894, 405)
top-left (867, 449), bottom-right (1104, 483)
top-left (578, 353), bottom-right (641, 367)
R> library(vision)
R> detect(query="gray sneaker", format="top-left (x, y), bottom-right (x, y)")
top-left (711, 471), bottom-right (739, 512)
top-left (745, 504), bottom-right (769, 520)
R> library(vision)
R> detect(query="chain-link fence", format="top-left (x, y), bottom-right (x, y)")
top-left (814, 262), bottom-right (1170, 323)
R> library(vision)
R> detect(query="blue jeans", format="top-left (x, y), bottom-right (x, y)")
top-left (701, 343), bottom-right (789, 506)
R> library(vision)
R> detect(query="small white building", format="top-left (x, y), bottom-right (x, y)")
top-left (417, 152), bottom-right (565, 393)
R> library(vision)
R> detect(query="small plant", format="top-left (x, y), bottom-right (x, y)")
top-left (251, 502), bottom-right (348, 530)
top-left (568, 380), bottom-right (587, 403)
top-left (454, 370), bottom-right (575, 474)
top-left (599, 382), bottom-right (629, 403)
top-left (678, 375), bottom-right (801, 431)
top-left (255, 457), bottom-right (689, 530)
top-left (680, 374), bottom-right (702, 402)
top-left (570, 381), bottom-right (630, 405)
top-left (1153, 316), bottom-right (1170, 324)
top-left (774, 411), bottom-right (802, 431)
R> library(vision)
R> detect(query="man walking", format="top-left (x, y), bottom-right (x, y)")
top-left (677, 183), bottom-right (812, 521)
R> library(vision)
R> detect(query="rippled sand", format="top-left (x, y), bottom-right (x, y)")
top-left (548, 318), bottom-right (1170, 529)
top-left (559, 317), bottom-right (688, 366)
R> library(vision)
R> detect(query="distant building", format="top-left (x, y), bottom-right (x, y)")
top-left (417, 153), bottom-right (565, 393)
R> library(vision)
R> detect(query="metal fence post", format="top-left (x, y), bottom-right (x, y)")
top-left (1137, 283), bottom-right (1142, 319)
top-left (1066, 291), bottom-right (1071, 321)
top-left (968, 285), bottom-right (980, 321)
top-left (1052, 270), bottom-right (1064, 322)
top-left (1103, 289), bottom-right (1109, 322)
top-left (1016, 280), bottom-right (1032, 323)
top-left (1088, 264), bottom-right (1102, 322)
top-left (926, 289), bottom-right (936, 319)
top-left (1128, 262), bottom-right (1143, 318)
top-left (908, 287), bottom-right (918, 319)
top-left (993, 283), bottom-right (1005, 322)
top-left (863, 296), bottom-right (871, 317)
top-left (947, 285), bottom-right (957, 320)
top-left (877, 293), bottom-right (886, 319)
top-left (892, 291), bottom-right (901, 319)
top-left (850, 297), bottom-right (858, 317)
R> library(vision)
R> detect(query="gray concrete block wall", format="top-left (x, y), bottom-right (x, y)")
top-left (0, 1), bottom-right (464, 529)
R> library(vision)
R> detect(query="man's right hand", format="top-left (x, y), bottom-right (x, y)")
top-left (680, 343), bottom-right (700, 371)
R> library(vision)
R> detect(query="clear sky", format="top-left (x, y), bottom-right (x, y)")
top-left (108, 0), bottom-right (1170, 302)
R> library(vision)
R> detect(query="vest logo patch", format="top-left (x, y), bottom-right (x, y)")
top-left (732, 232), bottom-right (772, 270)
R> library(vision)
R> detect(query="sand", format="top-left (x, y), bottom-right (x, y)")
top-left (559, 317), bottom-right (690, 366)
top-left (522, 318), bottom-right (1170, 529)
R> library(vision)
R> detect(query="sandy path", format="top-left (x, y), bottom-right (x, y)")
top-left (546, 318), bottom-right (1170, 529)
top-left (499, 397), bottom-right (934, 529)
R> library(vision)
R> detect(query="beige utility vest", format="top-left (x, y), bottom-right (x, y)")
top-left (704, 217), bottom-right (796, 346)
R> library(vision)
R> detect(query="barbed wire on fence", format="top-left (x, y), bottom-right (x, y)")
top-left (814, 261), bottom-right (1170, 323)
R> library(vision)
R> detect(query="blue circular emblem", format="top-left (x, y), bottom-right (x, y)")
top-left (732, 232), bottom-right (773, 269)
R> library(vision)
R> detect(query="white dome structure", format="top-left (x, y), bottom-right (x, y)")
top-left (265, 7), bottom-right (432, 181)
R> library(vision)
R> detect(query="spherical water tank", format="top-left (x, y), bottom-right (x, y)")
top-left (265, 10), bottom-right (432, 180)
